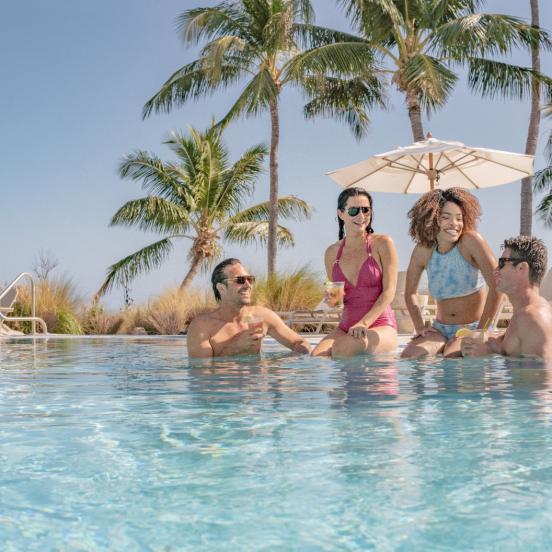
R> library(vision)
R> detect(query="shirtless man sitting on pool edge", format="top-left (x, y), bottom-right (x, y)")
top-left (461, 236), bottom-right (552, 363)
top-left (187, 258), bottom-right (311, 358)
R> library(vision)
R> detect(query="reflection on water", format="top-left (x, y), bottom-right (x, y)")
top-left (1, 337), bottom-right (552, 549)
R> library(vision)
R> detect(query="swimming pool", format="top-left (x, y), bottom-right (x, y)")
top-left (1, 336), bottom-right (551, 550)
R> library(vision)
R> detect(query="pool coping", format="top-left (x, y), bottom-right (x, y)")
top-left (0, 333), bottom-right (414, 347)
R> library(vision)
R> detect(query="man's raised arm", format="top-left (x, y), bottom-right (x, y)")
top-left (263, 309), bottom-right (311, 354)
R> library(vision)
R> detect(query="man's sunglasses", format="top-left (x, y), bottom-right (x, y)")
top-left (342, 206), bottom-right (370, 217)
top-left (223, 275), bottom-right (256, 285)
top-left (497, 257), bottom-right (522, 270)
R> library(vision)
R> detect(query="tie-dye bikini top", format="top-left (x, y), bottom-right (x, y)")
top-left (426, 243), bottom-right (484, 301)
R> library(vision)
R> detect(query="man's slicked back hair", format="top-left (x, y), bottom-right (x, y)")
top-left (211, 258), bottom-right (241, 301)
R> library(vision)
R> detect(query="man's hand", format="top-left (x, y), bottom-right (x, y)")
top-left (226, 327), bottom-right (264, 354)
top-left (461, 336), bottom-right (492, 357)
top-left (291, 341), bottom-right (311, 355)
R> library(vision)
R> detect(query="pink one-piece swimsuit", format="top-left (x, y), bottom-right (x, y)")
top-left (332, 238), bottom-right (397, 333)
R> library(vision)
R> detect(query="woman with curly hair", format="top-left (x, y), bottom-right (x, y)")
top-left (401, 187), bottom-right (502, 358)
top-left (312, 188), bottom-right (398, 357)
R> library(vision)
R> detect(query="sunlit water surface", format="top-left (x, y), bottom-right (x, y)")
top-left (1, 336), bottom-right (552, 551)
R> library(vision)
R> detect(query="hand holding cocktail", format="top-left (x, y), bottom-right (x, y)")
top-left (457, 327), bottom-right (489, 357)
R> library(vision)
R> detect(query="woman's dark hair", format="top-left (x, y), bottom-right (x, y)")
top-left (407, 187), bottom-right (481, 248)
top-left (337, 188), bottom-right (374, 240)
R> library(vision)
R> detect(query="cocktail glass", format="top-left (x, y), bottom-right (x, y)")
top-left (325, 282), bottom-right (345, 308)
top-left (244, 315), bottom-right (263, 331)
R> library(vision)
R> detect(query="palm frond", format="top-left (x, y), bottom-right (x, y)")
top-left (97, 238), bottom-right (175, 297)
top-left (534, 191), bottom-right (552, 228)
top-left (337, 0), bottom-right (403, 46)
top-left (225, 195), bottom-right (312, 225)
top-left (217, 67), bottom-right (278, 127)
top-left (210, 143), bottom-right (268, 218)
top-left (433, 13), bottom-right (552, 59)
top-left (285, 42), bottom-right (377, 82)
top-left (468, 59), bottom-right (552, 100)
top-left (402, 54), bottom-right (457, 111)
top-left (302, 74), bottom-right (385, 140)
top-left (110, 197), bottom-right (191, 234)
top-left (142, 58), bottom-right (246, 118)
top-left (178, 4), bottom-right (248, 44)
top-left (119, 151), bottom-right (192, 205)
top-left (293, 23), bottom-right (365, 50)
top-left (224, 221), bottom-right (296, 247)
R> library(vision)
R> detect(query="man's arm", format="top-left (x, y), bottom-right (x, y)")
top-left (262, 309), bottom-right (311, 354)
top-left (187, 317), bottom-right (214, 358)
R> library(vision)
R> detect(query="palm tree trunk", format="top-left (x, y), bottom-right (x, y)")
top-left (179, 254), bottom-right (203, 292)
top-left (406, 90), bottom-right (425, 142)
top-left (267, 97), bottom-right (280, 276)
top-left (520, 0), bottom-right (541, 236)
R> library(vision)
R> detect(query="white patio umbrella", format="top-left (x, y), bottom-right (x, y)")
top-left (327, 134), bottom-right (534, 193)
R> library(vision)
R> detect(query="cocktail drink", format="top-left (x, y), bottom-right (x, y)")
top-left (455, 327), bottom-right (485, 341)
top-left (244, 315), bottom-right (263, 331)
top-left (325, 281), bottom-right (345, 308)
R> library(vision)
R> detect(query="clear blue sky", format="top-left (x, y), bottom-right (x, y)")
top-left (2, 1), bottom-right (551, 308)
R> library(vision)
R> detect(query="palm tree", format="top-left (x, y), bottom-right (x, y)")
top-left (142, 0), bottom-right (383, 275)
top-left (534, 103), bottom-right (552, 227)
top-left (520, 0), bottom-right (542, 236)
top-left (290, 0), bottom-right (552, 142)
top-left (97, 125), bottom-right (311, 297)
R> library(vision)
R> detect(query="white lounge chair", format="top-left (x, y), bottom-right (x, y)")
top-left (277, 308), bottom-right (343, 333)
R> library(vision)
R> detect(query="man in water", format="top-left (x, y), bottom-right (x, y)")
top-left (187, 258), bottom-right (311, 358)
top-left (461, 236), bottom-right (552, 362)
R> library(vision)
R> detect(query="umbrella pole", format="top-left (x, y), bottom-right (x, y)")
top-left (429, 152), bottom-right (435, 191)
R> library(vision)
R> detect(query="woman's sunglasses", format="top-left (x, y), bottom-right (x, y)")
top-left (497, 257), bottom-right (521, 270)
top-left (223, 275), bottom-right (256, 285)
top-left (342, 206), bottom-right (370, 217)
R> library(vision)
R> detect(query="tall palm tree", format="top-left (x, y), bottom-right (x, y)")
top-left (290, 0), bottom-right (552, 142)
top-left (97, 125), bottom-right (311, 297)
top-left (142, 0), bottom-right (383, 275)
top-left (520, 0), bottom-right (542, 236)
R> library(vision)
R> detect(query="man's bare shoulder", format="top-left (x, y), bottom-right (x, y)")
top-left (520, 298), bottom-right (552, 327)
top-left (187, 309), bottom-right (220, 334)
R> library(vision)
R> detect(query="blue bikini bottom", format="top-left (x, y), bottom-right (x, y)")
top-left (432, 320), bottom-right (479, 341)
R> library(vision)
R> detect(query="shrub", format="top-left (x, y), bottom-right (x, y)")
top-left (11, 275), bottom-right (83, 334)
top-left (145, 287), bottom-right (215, 335)
top-left (253, 265), bottom-right (324, 312)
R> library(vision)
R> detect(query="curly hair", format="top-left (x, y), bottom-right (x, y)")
top-left (407, 187), bottom-right (481, 248)
top-left (337, 188), bottom-right (374, 240)
top-left (503, 236), bottom-right (548, 285)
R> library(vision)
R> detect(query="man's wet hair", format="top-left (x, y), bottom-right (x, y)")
top-left (503, 236), bottom-right (548, 285)
top-left (211, 258), bottom-right (241, 301)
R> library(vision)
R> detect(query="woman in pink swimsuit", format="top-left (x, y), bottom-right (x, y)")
top-left (312, 188), bottom-right (398, 357)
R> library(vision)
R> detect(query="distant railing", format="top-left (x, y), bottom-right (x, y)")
top-left (0, 272), bottom-right (48, 335)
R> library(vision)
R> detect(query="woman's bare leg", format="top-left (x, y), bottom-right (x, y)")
top-left (311, 328), bottom-right (344, 357)
top-left (332, 326), bottom-right (398, 358)
top-left (401, 329), bottom-right (447, 359)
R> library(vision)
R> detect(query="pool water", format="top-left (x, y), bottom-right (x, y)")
top-left (1, 337), bottom-right (552, 550)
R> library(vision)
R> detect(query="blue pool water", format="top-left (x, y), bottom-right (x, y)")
top-left (1, 337), bottom-right (552, 550)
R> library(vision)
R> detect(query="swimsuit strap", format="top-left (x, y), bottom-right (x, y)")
top-left (334, 238), bottom-right (346, 265)
top-left (366, 237), bottom-right (373, 257)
